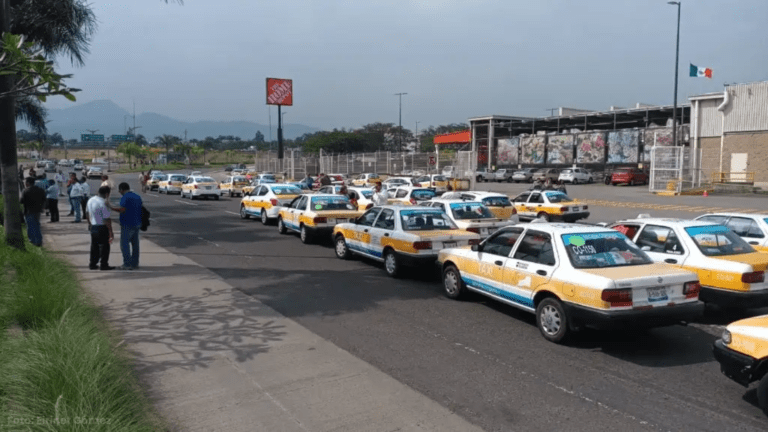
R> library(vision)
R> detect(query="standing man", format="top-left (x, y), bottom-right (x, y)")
top-left (54, 170), bottom-right (65, 196)
top-left (320, 173), bottom-right (332, 187)
top-left (79, 176), bottom-right (90, 216)
top-left (46, 179), bottom-right (60, 223)
top-left (139, 171), bottom-right (147, 193)
top-left (372, 182), bottom-right (388, 206)
top-left (108, 183), bottom-right (143, 270)
top-left (86, 186), bottom-right (115, 271)
top-left (20, 177), bottom-right (46, 247)
top-left (66, 173), bottom-right (78, 216)
top-left (69, 175), bottom-right (84, 223)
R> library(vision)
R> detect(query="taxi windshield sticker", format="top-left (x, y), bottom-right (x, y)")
top-left (315, 204), bottom-right (323, 210)
top-left (545, 191), bottom-right (566, 197)
top-left (684, 225), bottom-right (729, 236)
top-left (563, 232), bottom-right (620, 245)
top-left (272, 186), bottom-right (301, 195)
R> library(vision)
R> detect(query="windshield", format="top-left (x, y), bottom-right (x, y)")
top-left (482, 196), bottom-right (511, 207)
top-left (400, 210), bottom-right (457, 231)
top-left (155, 175), bottom-right (168, 181)
top-left (197, 177), bottom-right (215, 183)
top-left (170, 175), bottom-right (185, 182)
top-left (310, 196), bottom-right (355, 211)
top-left (561, 169), bottom-right (572, 174)
top-left (262, 175), bottom-right (276, 181)
top-left (545, 191), bottom-right (573, 203)
top-left (433, 175), bottom-right (447, 181)
top-left (411, 189), bottom-right (437, 200)
top-left (450, 203), bottom-right (495, 220)
top-left (272, 186), bottom-right (301, 195)
top-left (233, 176), bottom-right (247, 182)
top-left (562, 232), bottom-right (652, 269)
top-left (684, 225), bottom-right (755, 256)
top-left (359, 190), bottom-right (373, 198)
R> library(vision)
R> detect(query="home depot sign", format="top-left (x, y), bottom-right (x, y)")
top-left (266, 78), bottom-right (293, 106)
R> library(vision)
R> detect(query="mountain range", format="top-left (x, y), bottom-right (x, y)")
top-left (18, 100), bottom-right (319, 141)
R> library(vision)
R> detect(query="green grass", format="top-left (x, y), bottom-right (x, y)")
top-left (0, 233), bottom-right (165, 431)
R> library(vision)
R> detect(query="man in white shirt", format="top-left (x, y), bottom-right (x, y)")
top-left (372, 182), bottom-right (388, 206)
top-left (69, 178), bottom-right (84, 222)
top-left (85, 186), bottom-right (115, 270)
top-left (54, 170), bottom-right (64, 196)
top-left (79, 176), bottom-right (91, 216)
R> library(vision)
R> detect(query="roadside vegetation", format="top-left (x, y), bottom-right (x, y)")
top-left (0, 227), bottom-right (165, 431)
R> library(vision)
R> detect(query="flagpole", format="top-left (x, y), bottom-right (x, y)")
top-left (668, 1), bottom-right (681, 148)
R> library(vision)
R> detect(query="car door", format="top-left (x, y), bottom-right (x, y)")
top-left (347, 208), bottom-right (382, 256)
top-left (288, 196), bottom-right (308, 229)
top-left (524, 192), bottom-right (545, 218)
top-left (634, 224), bottom-right (688, 266)
top-left (468, 228), bottom-right (526, 302)
top-left (505, 230), bottom-right (557, 307)
top-left (370, 208), bottom-right (396, 258)
top-left (512, 192), bottom-right (531, 216)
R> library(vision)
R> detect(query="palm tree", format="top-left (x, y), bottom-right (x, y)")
top-left (157, 135), bottom-right (179, 164)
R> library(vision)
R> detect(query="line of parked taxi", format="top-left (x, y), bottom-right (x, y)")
top-left (150, 172), bottom-right (768, 414)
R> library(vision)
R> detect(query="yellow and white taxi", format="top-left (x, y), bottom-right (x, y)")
top-left (180, 176), bottom-right (220, 200)
top-left (158, 173), bottom-right (187, 194)
top-left (352, 173), bottom-right (381, 187)
top-left (695, 213), bottom-right (768, 253)
top-left (348, 187), bottom-right (375, 211)
top-left (316, 185), bottom-right (345, 195)
top-left (219, 175), bottom-right (249, 198)
top-left (426, 199), bottom-right (517, 238)
top-left (511, 190), bottom-right (589, 222)
top-left (415, 174), bottom-right (449, 193)
top-left (437, 223), bottom-right (703, 343)
top-left (387, 187), bottom-right (438, 206)
top-left (441, 191), bottom-right (519, 220)
top-left (148, 172), bottom-right (166, 191)
top-left (610, 216), bottom-right (768, 308)
top-left (713, 315), bottom-right (768, 413)
top-left (278, 194), bottom-right (363, 243)
top-left (240, 183), bottom-right (302, 225)
top-left (333, 206), bottom-right (481, 278)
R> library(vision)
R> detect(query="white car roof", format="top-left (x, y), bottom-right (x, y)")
top-left (618, 216), bottom-right (722, 228)
top-left (696, 212), bottom-right (768, 219)
top-left (503, 222), bottom-right (626, 236)
top-left (429, 198), bottom-right (483, 205)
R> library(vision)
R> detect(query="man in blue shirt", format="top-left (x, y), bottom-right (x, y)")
top-left (108, 182), bottom-right (143, 270)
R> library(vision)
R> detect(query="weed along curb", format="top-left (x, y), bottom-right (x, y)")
top-left (0, 233), bottom-right (165, 431)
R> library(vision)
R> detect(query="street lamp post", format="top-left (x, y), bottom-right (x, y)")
top-left (395, 93), bottom-right (407, 152)
top-left (668, 1), bottom-right (681, 148)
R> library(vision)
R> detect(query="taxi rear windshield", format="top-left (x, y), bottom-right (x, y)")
top-left (482, 196), bottom-right (511, 207)
top-left (170, 175), bottom-right (185, 182)
top-left (433, 175), bottom-right (446, 181)
top-left (400, 210), bottom-right (457, 231)
top-left (196, 177), bottom-right (215, 183)
top-left (545, 191), bottom-right (572, 203)
top-left (561, 232), bottom-right (652, 268)
top-left (359, 190), bottom-right (373, 198)
top-left (310, 196), bottom-right (355, 211)
top-left (411, 189), bottom-right (436, 200)
top-left (155, 175), bottom-right (168, 181)
top-left (233, 176), bottom-right (247, 182)
top-left (261, 175), bottom-right (276, 181)
top-left (450, 203), bottom-right (494, 220)
top-left (684, 225), bottom-right (755, 256)
top-left (272, 186), bottom-right (301, 195)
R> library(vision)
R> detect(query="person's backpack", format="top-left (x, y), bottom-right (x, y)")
top-left (141, 205), bottom-right (151, 231)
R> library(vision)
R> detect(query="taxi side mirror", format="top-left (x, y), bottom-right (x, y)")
top-left (471, 244), bottom-right (481, 252)
top-left (641, 246), bottom-right (651, 251)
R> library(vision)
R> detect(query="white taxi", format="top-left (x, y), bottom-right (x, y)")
top-left (437, 223), bottom-right (703, 343)
top-left (278, 194), bottom-right (363, 243)
top-left (333, 206), bottom-right (481, 278)
top-left (414, 174), bottom-right (449, 193)
top-left (148, 172), bottom-right (166, 191)
top-left (352, 173), bottom-right (381, 187)
top-left (158, 173), bottom-right (187, 194)
top-left (348, 187), bottom-right (375, 211)
top-left (610, 216), bottom-right (768, 308)
top-left (387, 187), bottom-right (438, 205)
top-left (695, 213), bottom-right (768, 253)
top-left (382, 177), bottom-right (417, 189)
top-left (240, 183), bottom-right (302, 225)
top-left (220, 175), bottom-right (249, 198)
top-left (181, 176), bottom-right (220, 200)
top-left (441, 191), bottom-right (519, 220)
top-left (511, 190), bottom-right (589, 222)
top-left (426, 199), bottom-right (517, 238)
top-left (713, 315), bottom-right (768, 413)
top-left (317, 185), bottom-right (345, 195)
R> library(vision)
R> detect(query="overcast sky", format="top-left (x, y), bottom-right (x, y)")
top-left (45, 0), bottom-right (768, 130)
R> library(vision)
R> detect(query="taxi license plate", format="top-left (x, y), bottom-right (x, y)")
top-left (443, 241), bottom-right (457, 248)
top-left (572, 207), bottom-right (580, 212)
top-left (334, 218), bottom-right (348, 224)
top-left (205, 186), bottom-right (212, 190)
top-left (647, 287), bottom-right (668, 303)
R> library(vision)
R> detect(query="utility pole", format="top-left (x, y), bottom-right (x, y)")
top-left (395, 93), bottom-right (407, 152)
top-left (668, 1), bottom-right (681, 148)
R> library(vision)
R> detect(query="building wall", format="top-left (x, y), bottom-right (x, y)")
top-left (696, 99), bottom-right (723, 137)
top-left (698, 132), bottom-right (768, 187)
top-left (725, 82), bottom-right (768, 133)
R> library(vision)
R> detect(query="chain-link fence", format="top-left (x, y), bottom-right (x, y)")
top-left (649, 146), bottom-right (702, 193)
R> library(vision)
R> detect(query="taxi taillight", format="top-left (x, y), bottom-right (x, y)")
top-left (741, 271), bottom-right (764, 284)
top-left (413, 241), bottom-right (432, 250)
top-left (468, 239), bottom-right (480, 246)
top-left (511, 208), bottom-right (517, 214)
top-left (365, 204), bottom-right (373, 210)
top-left (683, 281), bottom-right (701, 299)
top-left (270, 198), bottom-right (279, 206)
top-left (313, 217), bottom-right (327, 223)
top-left (194, 185), bottom-right (198, 189)
top-left (601, 289), bottom-right (632, 307)
top-left (466, 228), bottom-right (481, 234)
top-left (410, 198), bottom-right (417, 205)
top-left (584, 205), bottom-right (589, 210)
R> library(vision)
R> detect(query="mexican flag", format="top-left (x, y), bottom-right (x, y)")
top-left (690, 64), bottom-right (713, 78)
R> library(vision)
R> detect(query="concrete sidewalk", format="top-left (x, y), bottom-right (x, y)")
top-left (44, 222), bottom-right (483, 432)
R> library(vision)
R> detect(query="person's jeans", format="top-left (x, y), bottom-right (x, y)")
top-left (89, 225), bottom-right (110, 269)
top-left (120, 225), bottom-right (140, 268)
top-left (81, 195), bottom-right (87, 215)
top-left (24, 213), bottom-right (42, 246)
top-left (47, 199), bottom-right (59, 222)
top-left (71, 196), bottom-right (81, 221)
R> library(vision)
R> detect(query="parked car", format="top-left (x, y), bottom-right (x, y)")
top-left (225, 163), bottom-right (246, 172)
top-left (73, 163), bottom-right (84, 171)
top-left (610, 167), bottom-right (648, 186)
top-left (475, 168), bottom-right (496, 183)
top-left (532, 168), bottom-right (560, 183)
top-left (86, 167), bottom-right (103, 179)
top-left (558, 168), bottom-right (593, 184)
top-left (512, 168), bottom-right (537, 183)
top-left (442, 165), bottom-right (457, 178)
top-left (713, 315), bottom-right (768, 413)
top-left (44, 162), bottom-right (57, 173)
top-left (35, 160), bottom-right (48, 168)
top-left (694, 213), bottom-right (768, 253)
top-left (493, 169), bottom-right (514, 183)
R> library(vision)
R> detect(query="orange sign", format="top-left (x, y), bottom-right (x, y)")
top-left (266, 78), bottom-right (293, 106)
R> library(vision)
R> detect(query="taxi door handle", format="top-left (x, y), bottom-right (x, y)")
top-left (364, 229), bottom-right (369, 233)
top-left (664, 258), bottom-right (678, 264)
top-left (494, 260), bottom-right (503, 266)
top-left (536, 270), bottom-right (547, 276)
top-left (384, 233), bottom-right (389, 237)
top-left (749, 241), bottom-right (759, 245)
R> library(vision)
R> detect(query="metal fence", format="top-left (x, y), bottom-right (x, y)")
top-left (649, 146), bottom-right (703, 193)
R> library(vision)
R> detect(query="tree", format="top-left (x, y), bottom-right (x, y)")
top-left (254, 130), bottom-right (265, 143)
top-left (116, 142), bottom-right (140, 165)
top-left (135, 134), bottom-right (147, 146)
top-left (156, 134), bottom-right (179, 163)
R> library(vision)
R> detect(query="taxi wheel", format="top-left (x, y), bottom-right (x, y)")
top-left (588, 177), bottom-right (593, 183)
top-left (442, 265), bottom-right (465, 299)
top-left (261, 211), bottom-right (269, 225)
top-left (383, 249), bottom-right (401, 278)
top-left (240, 206), bottom-right (249, 219)
top-left (537, 212), bottom-right (550, 222)
top-left (335, 236), bottom-right (352, 260)
top-left (229, 191), bottom-right (233, 198)
top-left (536, 297), bottom-right (569, 343)
top-left (214, 195), bottom-right (220, 201)
top-left (758, 374), bottom-right (768, 415)
top-left (277, 217), bottom-right (287, 234)
top-left (300, 225), bottom-right (313, 244)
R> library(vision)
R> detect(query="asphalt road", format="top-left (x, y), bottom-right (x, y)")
top-left (86, 169), bottom-right (768, 431)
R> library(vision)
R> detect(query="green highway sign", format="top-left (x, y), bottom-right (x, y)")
top-left (110, 135), bottom-right (135, 142)
top-left (81, 134), bottom-right (105, 142)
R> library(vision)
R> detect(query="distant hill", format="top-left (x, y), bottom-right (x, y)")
top-left (18, 100), bottom-right (318, 141)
